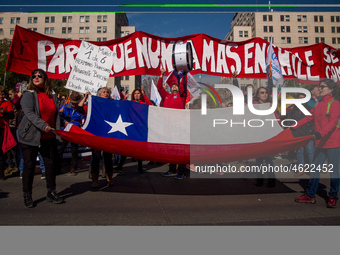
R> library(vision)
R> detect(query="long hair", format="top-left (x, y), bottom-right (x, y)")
top-left (254, 86), bottom-right (270, 103)
top-left (319, 78), bottom-right (338, 97)
top-left (131, 89), bottom-right (145, 102)
top-left (27, 69), bottom-right (53, 98)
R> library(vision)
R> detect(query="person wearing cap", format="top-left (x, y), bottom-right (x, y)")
top-left (157, 68), bottom-right (187, 180)
top-left (58, 91), bottom-right (87, 176)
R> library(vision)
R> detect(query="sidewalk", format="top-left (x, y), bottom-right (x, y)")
top-left (0, 157), bottom-right (339, 225)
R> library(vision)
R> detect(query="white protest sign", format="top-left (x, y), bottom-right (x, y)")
top-left (65, 41), bottom-right (114, 95)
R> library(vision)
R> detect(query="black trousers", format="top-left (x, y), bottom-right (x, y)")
top-left (0, 128), bottom-right (5, 178)
top-left (91, 149), bottom-right (113, 175)
top-left (61, 139), bottom-right (79, 169)
top-left (169, 164), bottom-right (185, 174)
top-left (21, 137), bottom-right (59, 194)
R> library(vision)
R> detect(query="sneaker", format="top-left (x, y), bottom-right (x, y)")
top-left (46, 190), bottom-right (64, 204)
top-left (327, 196), bottom-right (337, 208)
top-left (174, 174), bottom-right (186, 180)
top-left (41, 173), bottom-right (46, 180)
top-left (23, 193), bottom-right (34, 208)
top-left (295, 193), bottom-right (316, 204)
top-left (162, 171), bottom-right (177, 177)
top-left (5, 166), bottom-right (19, 176)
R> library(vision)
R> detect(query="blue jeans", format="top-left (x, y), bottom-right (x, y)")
top-left (306, 147), bottom-right (340, 199)
top-left (296, 140), bottom-right (315, 165)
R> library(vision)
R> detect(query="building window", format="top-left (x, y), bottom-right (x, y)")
top-left (321, 37), bottom-right (325, 43)
top-left (10, 17), bottom-right (15, 24)
top-left (0, 28), bottom-right (3, 35)
top-left (103, 26), bottom-right (107, 33)
top-left (297, 15), bottom-right (301, 22)
top-left (314, 15), bottom-right (318, 22)
top-left (280, 15), bottom-right (284, 22)
top-left (0, 18), bottom-right (3, 25)
top-left (80, 16), bottom-right (85, 23)
top-left (45, 17), bottom-right (49, 23)
top-left (281, 26), bottom-right (285, 32)
top-left (85, 16), bottom-right (90, 22)
top-left (337, 16), bottom-right (340, 22)
top-left (62, 16), bottom-right (67, 23)
top-left (102, 37), bottom-right (107, 41)
top-left (263, 15), bottom-right (267, 21)
top-left (97, 26), bottom-right (101, 33)
top-left (28, 17), bottom-right (32, 23)
top-left (68, 27), bottom-right (72, 33)
top-left (33, 17), bottom-right (38, 23)
top-left (264, 37), bottom-right (269, 42)
top-left (97, 38), bottom-right (101, 41)
top-left (269, 26), bottom-right (273, 33)
top-left (263, 26), bottom-right (268, 32)
top-left (331, 16), bottom-right (335, 22)
top-left (281, 37), bottom-right (286, 44)
top-left (315, 26), bottom-right (319, 33)
top-left (315, 37), bottom-right (320, 44)
top-left (125, 76), bottom-right (129, 81)
top-left (338, 38), bottom-right (340, 44)
top-left (337, 27), bottom-right (340, 33)
top-left (304, 37), bottom-right (308, 44)
top-left (239, 31), bottom-right (243, 37)
top-left (303, 15), bottom-right (307, 22)
top-left (62, 27), bottom-right (66, 34)
top-left (85, 38), bottom-right (89, 41)
top-left (50, 27), bottom-right (54, 34)
top-left (320, 26), bottom-right (324, 33)
top-left (16, 17), bottom-right (20, 24)
top-left (10, 28), bottom-right (15, 35)
top-left (269, 15), bottom-right (272, 21)
top-left (126, 31), bottom-right (130, 36)
top-left (298, 26), bottom-right (302, 32)
top-left (68, 16), bottom-right (72, 22)
top-left (286, 15), bottom-right (290, 21)
top-left (44, 28), bottom-right (49, 34)
top-left (332, 38), bottom-right (336, 44)
top-left (244, 31), bottom-right (248, 37)
top-left (33, 28), bottom-right (37, 32)
top-left (332, 27), bottom-right (336, 33)
top-left (50, 16), bottom-right (55, 23)
top-left (303, 26), bottom-right (308, 33)
top-left (287, 37), bottom-right (291, 44)
top-left (97, 15), bottom-right (102, 22)
top-left (319, 16), bottom-right (323, 22)
top-left (85, 27), bottom-right (89, 33)
top-left (103, 15), bottom-right (107, 22)
top-left (79, 27), bottom-right (84, 33)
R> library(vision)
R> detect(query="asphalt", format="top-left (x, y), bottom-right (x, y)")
top-left (0, 156), bottom-right (339, 226)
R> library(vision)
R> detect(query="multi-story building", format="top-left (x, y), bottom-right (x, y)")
top-left (224, 11), bottom-right (340, 90)
top-left (0, 12), bottom-right (141, 92)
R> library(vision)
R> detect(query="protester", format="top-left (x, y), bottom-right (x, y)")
top-left (115, 87), bottom-right (152, 174)
top-left (90, 87), bottom-right (114, 188)
top-left (306, 84), bottom-right (321, 108)
top-left (18, 69), bottom-right (64, 207)
top-left (0, 86), bottom-right (15, 180)
top-left (58, 91), bottom-right (86, 176)
top-left (294, 79), bottom-right (340, 208)
top-left (253, 86), bottom-right (276, 187)
top-left (158, 68), bottom-right (187, 180)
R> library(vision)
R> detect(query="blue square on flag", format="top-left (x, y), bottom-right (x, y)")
top-left (84, 96), bottom-right (149, 142)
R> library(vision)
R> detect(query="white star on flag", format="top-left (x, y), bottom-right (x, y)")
top-left (105, 115), bottom-right (133, 136)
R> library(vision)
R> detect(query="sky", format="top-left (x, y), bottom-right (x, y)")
top-left (1, 0), bottom-right (340, 84)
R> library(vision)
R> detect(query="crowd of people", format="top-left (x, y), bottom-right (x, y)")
top-left (0, 68), bottom-right (339, 209)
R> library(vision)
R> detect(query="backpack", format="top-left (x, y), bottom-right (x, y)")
top-left (314, 99), bottom-right (340, 129)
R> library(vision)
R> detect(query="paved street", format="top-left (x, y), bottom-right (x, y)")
top-left (0, 156), bottom-right (339, 226)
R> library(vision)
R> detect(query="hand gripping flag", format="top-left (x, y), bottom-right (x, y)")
top-left (56, 95), bottom-right (313, 164)
top-left (266, 36), bottom-right (284, 87)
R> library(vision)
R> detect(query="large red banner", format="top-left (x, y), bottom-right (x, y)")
top-left (6, 25), bottom-right (340, 83)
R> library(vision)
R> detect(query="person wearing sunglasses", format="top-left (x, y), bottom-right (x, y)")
top-left (253, 87), bottom-right (276, 187)
top-left (294, 78), bottom-right (340, 208)
top-left (18, 69), bottom-right (64, 208)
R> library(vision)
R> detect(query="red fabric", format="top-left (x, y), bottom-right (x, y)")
top-left (157, 77), bottom-right (186, 109)
top-left (57, 125), bottom-right (312, 164)
top-left (2, 122), bottom-right (17, 153)
top-left (132, 94), bottom-right (152, 105)
top-left (7, 26), bottom-right (340, 84)
top-left (294, 94), bottom-right (340, 148)
top-left (38, 92), bottom-right (56, 139)
top-left (0, 101), bottom-right (14, 128)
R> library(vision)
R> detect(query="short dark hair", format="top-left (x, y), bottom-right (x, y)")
top-left (319, 78), bottom-right (338, 96)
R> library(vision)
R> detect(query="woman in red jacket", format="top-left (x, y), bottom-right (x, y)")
top-left (295, 79), bottom-right (340, 208)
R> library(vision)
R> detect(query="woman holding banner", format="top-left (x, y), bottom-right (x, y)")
top-left (294, 78), bottom-right (340, 208)
top-left (18, 69), bottom-right (64, 208)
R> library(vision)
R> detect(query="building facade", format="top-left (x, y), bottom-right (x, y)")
top-left (0, 12), bottom-right (141, 92)
top-left (224, 11), bottom-right (340, 90)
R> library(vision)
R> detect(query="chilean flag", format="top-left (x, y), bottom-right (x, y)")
top-left (56, 95), bottom-right (313, 164)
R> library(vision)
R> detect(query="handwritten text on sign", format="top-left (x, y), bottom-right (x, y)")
top-left (65, 41), bottom-right (114, 95)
